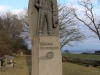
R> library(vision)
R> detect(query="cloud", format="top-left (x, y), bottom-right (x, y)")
top-left (62, 37), bottom-right (100, 52)
top-left (0, 5), bottom-right (11, 15)
top-left (0, 5), bottom-right (10, 11)
top-left (12, 9), bottom-right (24, 14)
top-left (0, 5), bottom-right (24, 15)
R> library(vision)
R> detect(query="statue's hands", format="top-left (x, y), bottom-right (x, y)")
top-left (53, 12), bottom-right (56, 16)
top-left (38, 5), bottom-right (42, 9)
top-left (34, 3), bottom-right (42, 9)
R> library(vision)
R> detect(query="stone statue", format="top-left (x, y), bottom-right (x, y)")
top-left (28, 0), bottom-right (62, 75)
top-left (34, 0), bottom-right (58, 35)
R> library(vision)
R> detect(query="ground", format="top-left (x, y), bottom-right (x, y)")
top-left (0, 56), bottom-right (100, 75)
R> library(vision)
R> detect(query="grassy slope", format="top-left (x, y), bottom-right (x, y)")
top-left (0, 56), bottom-right (100, 75)
top-left (62, 53), bottom-right (100, 60)
top-left (63, 62), bottom-right (100, 75)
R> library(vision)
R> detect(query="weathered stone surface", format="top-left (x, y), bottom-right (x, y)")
top-left (4, 63), bottom-right (14, 68)
top-left (3, 55), bottom-right (14, 68)
top-left (28, 0), bottom-right (62, 75)
top-left (4, 55), bottom-right (14, 59)
top-left (39, 36), bottom-right (62, 75)
top-left (0, 61), bottom-right (1, 68)
top-left (28, 0), bottom-right (59, 36)
top-left (31, 36), bottom-right (62, 75)
top-left (34, 0), bottom-right (58, 36)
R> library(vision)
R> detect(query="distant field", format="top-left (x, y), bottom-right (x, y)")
top-left (62, 53), bottom-right (100, 60)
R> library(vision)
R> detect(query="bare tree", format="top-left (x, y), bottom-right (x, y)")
top-left (73, 0), bottom-right (100, 40)
top-left (59, 5), bottom-right (85, 49)
top-left (19, 9), bottom-right (29, 32)
top-left (0, 12), bottom-right (28, 54)
top-left (19, 5), bottom-right (85, 50)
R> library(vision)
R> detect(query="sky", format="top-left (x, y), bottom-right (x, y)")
top-left (0, 0), bottom-right (100, 52)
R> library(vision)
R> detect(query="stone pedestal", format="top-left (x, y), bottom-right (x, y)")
top-left (5, 63), bottom-right (14, 68)
top-left (0, 61), bottom-right (1, 68)
top-left (32, 36), bottom-right (62, 75)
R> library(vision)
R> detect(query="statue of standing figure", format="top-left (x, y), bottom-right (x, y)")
top-left (34, 0), bottom-right (58, 35)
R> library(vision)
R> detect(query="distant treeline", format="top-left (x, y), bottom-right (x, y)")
top-left (64, 49), bottom-right (100, 55)
top-left (62, 56), bottom-right (100, 67)
top-left (94, 50), bottom-right (100, 54)
top-left (82, 50), bottom-right (100, 54)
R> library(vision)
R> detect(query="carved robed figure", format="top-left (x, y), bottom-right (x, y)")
top-left (34, 0), bottom-right (58, 35)
top-left (28, 0), bottom-right (59, 37)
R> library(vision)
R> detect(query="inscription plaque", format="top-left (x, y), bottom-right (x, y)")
top-left (40, 42), bottom-right (59, 50)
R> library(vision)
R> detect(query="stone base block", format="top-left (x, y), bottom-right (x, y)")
top-left (32, 36), bottom-right (62, 75)
top-left (5, 63), bottom-right (14, 68)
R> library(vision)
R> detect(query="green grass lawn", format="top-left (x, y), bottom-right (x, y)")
top-left (62, 53), bottom-right (100, 60)
top-left (63, 62), bottom-right (100, 75)
top-left (0, 56), bottom-right (100, 75)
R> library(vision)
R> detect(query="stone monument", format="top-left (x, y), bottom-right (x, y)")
top-left (28, 0), bottom-right (62, 75)
top-left (0, 61), bottom-right (1, 68)
top-left (20, 51), bottom-right (24, 56)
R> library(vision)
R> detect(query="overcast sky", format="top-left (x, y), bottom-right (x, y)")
top-left (0, 0), bottom-right (100, 52)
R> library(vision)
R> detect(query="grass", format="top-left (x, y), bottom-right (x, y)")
top-left (62, 53), bottom-right (100, 60)
top-left (63, 62), bottom-right (100, 75)
top-left (0, 56), bottom-right (32, 75)
top-left (0, 56), bottom-right (100, 75)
